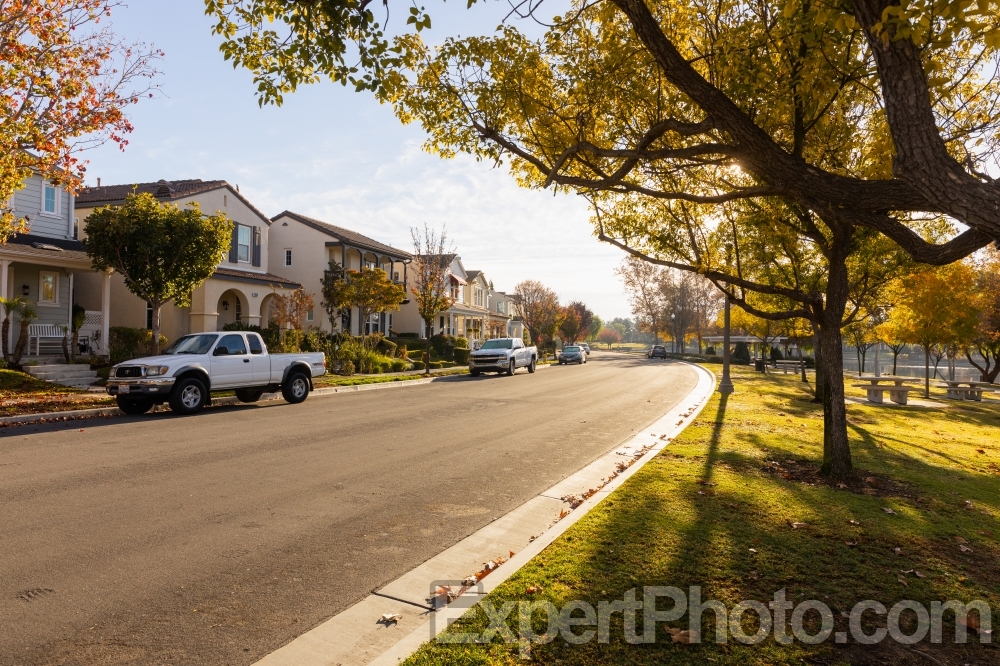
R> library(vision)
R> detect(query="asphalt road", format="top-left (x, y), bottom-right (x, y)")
top-left (1, 353), bottom-right (699, 665)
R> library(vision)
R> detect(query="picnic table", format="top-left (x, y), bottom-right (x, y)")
top-left (851, 376), bottom-right (921, 405)
top-left (935, 380), bottom-right (996, 401)
top-left (775, 359), bottom-right (805, 374)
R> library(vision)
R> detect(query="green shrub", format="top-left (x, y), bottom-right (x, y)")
top-left (340, 360), bottom-right (355, 376)
top-left (733, 341), bottom-right (751, 364)
top-left (770, 347), bottom-right (784, 362)
top-left (454, 336), bottom-right (469, 349)
top-left (428, 361), bottom-right (443, 369)
top-left (411, 360), bottom-right (425, 370)
top-left (705, 345), bottom-right (717, 355)
top-left (453, 348), bottom-right (470, 364)
top-left (430, 334), bottom-right (456, 358)
top-left (108, 327), bottom-right (168, 365)
top-left (390, 359), bottom-right (407, 372)
top-left (374, 335), bottom-right (398, 357)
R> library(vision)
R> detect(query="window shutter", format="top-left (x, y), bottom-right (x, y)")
top-left (228, 223), bottom-right (239, 263)
top-left (252, 226), bottom-right (261, 267)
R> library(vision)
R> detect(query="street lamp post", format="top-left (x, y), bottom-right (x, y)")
top-left (719, 293), bottom-right (735, 394)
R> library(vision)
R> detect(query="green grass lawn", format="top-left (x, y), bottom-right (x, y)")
top-left (405, 365), bottom-right (999, 665)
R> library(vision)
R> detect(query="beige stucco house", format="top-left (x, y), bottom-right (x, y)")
top-left (268, 211), bottom-right (411, 335)
top-left (75, 179), bottom-right (299, 342)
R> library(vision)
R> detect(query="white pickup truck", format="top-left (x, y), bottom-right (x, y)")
top-left (106, 331), bottom-right (326, 415)
top-left (468, 337), bottom-right (537, 376)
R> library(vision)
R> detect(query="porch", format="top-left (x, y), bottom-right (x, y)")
top-left (0, 234), bottom-right (111, 358)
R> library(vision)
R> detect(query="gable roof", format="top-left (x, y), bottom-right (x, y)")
top-left (274, 210), bottom-right (410, 259)
top-left (465, 270), bottom-right (482, 281)
top-left (76, 179), bottom-right (272, 226)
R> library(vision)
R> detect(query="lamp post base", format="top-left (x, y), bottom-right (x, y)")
top-left (718, 379), bottom-right (735, 394)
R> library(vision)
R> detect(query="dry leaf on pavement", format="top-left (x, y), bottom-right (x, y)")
top-left (882, 508), bottom-right (896, 514)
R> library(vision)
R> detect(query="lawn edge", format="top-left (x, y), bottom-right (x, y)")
top-left (366, 360), bottom-right (718, 666)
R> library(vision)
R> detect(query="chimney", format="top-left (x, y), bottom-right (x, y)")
top-left (97, 178), bottom-right (101, 187)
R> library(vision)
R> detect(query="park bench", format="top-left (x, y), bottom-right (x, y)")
top-left (27, 324), bottom-right (67, 356)
top-left (775, 359), bottom-right (805, 374)
top-left (851, 376), bottom-right (921, 405)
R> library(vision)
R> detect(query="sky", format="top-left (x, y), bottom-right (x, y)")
top-left (80, 0), bottom-right (633, 321)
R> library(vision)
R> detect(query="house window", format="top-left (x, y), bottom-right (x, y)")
top-left (73, 217), bottom-right (80, 239)
top-left (237, 225), bottom-right (251, 262)
top-left (146, 302), bottom-right (153, 329)
top-left (39, 271), bottom-right (58, 305)
top-left (43, 184), bottom-right (58, 215)
top-left (285, 249), bottom-right (292, 266)
top-left (306, 309), bottom-right (314, 322)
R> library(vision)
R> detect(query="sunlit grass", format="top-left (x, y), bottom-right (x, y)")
top-left (404, 365), bottom-right (999, 665)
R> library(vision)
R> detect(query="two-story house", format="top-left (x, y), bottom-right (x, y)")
top-left (487, 288), bottom-right (524, 340)
top-left (268, 211), bottom-right (411, 335)
top-left (395, 255), bottom-right (493, 343)
top-left (1, 171), bottom-right (112, 356)
top-left (75, 179), bottom-right (300, 340)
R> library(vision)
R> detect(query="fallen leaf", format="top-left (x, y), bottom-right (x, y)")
top-left (846, 541), bottom-right (858, 547)
top-left (976, 449), bottom-right (986, 454)
top-left (379, 613), bottom-right (401, 624)
top-left (666, 628), bottom-right (699, 644)
top-left (897, 576), bottom-right (908, 587)
top-left (954, 536), bottom-right (969, 544)
top-left (882, 508), bottom-right (896, 514)
top-left (894, 547), bottom-right (903, 555)
top-left (748, 548), bottom-right (758, 553)
top-left (848, 519), bottom-right (861, 526)
top-left (914, 571), bottom-right (926, 578)
top-left (526, 586), bottom-right (542, 594)
top-left (865, 476), bottom-right (877, 484)
top-left (509, 551), bottom-right (515, 558)
top-left (960, 544), bottom-right (974, 553)
top-left (790, 522), bottom-right (809, 529)
top-left (837, 483), bottom-right (848, 489)
top-left (977, 530), bottom-right (995, 538)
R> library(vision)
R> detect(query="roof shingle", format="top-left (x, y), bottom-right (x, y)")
top-left (274, 211), bottom-right (410, 259)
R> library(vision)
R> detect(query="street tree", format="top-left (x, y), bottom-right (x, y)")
top-left (271, 288), bottom-right (315, 352)
top-left (410, 225), bottom-right (454, 374)
top-left (598, 327), bottom-right (621, 349)
top-left (587, 314), bottom-right (603, 342)
top-left (845, 316), bottom-right (878, 375)
top-left (566, 301), bottom-right (594, 341)
top-left (2, 0), bottom-right (160, 240)
top-left (514, 280), bottom-right (560, 350)
top-left (209, 0), bottom-right (1000, 478)
top-left (558, 306), bottom-right (581, 344)
top-left (616, 257), bottom-right (664, 343)
top-left (83, 192), bottom-right (232, 355)
top-left (343, 267), bottom-right (406, 345)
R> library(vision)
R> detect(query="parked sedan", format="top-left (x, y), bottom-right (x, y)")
top-left (647, 345), bottom-right (667, 359)
top-left (579, 343), bottom-right (591, 355)
top-left (559, 345), bottom-right (587, 364)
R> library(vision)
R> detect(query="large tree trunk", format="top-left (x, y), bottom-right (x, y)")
top-left (818, 323), bottom-right (852, 478)
top-left (812, 331), bottom-right (824, 403)
top-left (819, 246), bottom-right (853, 479)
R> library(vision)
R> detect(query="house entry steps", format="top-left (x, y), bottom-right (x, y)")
top-left (22, 359), bottom-right (99, 389)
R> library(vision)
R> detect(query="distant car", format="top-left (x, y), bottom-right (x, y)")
top-left (647, 345), bottom-right (667, 359)
top-left (579, 343), bottom-right (591, 355)
top-left (559, 345), bottom-right (587, 364)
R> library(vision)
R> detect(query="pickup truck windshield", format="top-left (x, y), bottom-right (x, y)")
top-left (480, 340), bottom-right (512, 350)
top-left (163, 334), bottom-right (219, 355)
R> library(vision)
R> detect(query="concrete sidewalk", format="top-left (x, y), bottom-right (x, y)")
top-left (251, 360), bottom-right (716, 666)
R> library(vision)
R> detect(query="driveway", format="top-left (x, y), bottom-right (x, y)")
top-left (1, 354), bottom-right (699, 665)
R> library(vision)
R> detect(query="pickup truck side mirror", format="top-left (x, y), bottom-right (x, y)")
top-left (213, 346), bottom-right (229, 356)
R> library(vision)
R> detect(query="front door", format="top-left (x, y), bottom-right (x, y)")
top-left (210, 334), bottom-right (253, 388)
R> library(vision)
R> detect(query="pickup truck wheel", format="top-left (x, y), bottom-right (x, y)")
top-left (470, 369), bottom-right (480, 377)
top-left (282, 372), bottom-right (310, 404)
top-left (506, 359), bottom-right (515, 376)
top-left (527, 358), bottom-right (536, 373)
top-left (235, 389), bottom-right (264, 403)
top-left (169, 377), bottom-right (207, 415)
top-left (117, 396), bottom-right (153, 415)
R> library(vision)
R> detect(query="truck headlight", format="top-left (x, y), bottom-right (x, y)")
top-left (144, 365), bottom-right (170, 377)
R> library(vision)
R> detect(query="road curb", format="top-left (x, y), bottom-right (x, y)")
top-left (0, 372), bottom-right (483, 427)
top-left (250, 359), bottom-right (716, 666)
